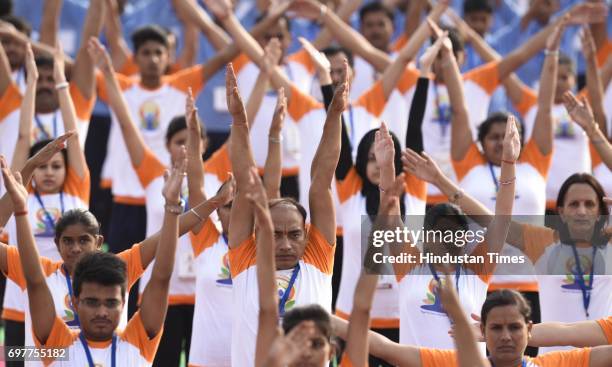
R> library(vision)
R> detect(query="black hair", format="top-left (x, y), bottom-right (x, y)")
top-left (55, 209), bottom-right (100, 242)
top-left (73, 252), bottom-right (127, 299)
top-left (359, 1), bottom-right (395, 24)
top-left (131, 25), bottom-right (169, 53)
top-left (269, 197), bottom-right (308, 225)
top-left (431, 26), bottom-right (464, 57)
top-left (481, 289), bottom-right (531, 326)
top-left (254, 12), bottom-right (292, 33)
top-left (282, 304), bottom-right (333, 341)
top-left (556, 173), bottom-right (609, 247)
top-left (0, 0), bottom-right (12, 17)
top-left (322, 46), bottom-right (354, 68)
top-left (558, 52), bottom-right (576, 75)
top-left (463, 0), bottom-right (493, 14)
top-left (0, 15), bottom-right (30, 36)
top-left (477, 111), bottom-right (525, 149)
top-left (355, 129), bottom-right (405, 217)
top-left (165, 115), bottom-right (207, 145)
top-left (34, 56), bottom-right (54, 69)
top-left (29, 139), bottom-right (68, 166)
top-left (424, 203), bottom-right (468, 233)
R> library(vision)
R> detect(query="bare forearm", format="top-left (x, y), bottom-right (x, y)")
top-left (245, 72), bottom-right (268, 124)
top-left (39, 0), bottom-right (62, 46)
top-left (311, 110), bottom-right (342, 185)
top-left (446, 304), bottom-right (487, 367)
top-left (443, 55), bottom-right (472, 161)
top-left (263, 131), bottom-right (282, 199)
top-left (312, 0), bottom-right (363, 49)
top-left (11, 82), bottom-right (35, 171)
top-left (72, 0), bottom-right (105, 99)
top-left (585, 54), bottom-right (607, 133)
top-left (0, 43), bottom-right (12, 95)
top-left (230, 122), bottom-right (257, 187)
top-left (589, 128), bottom-right (612, 170)
top-left (529, 321), bottom-right (608, 347)
top-left (532, 54), bottom-right (557, 155)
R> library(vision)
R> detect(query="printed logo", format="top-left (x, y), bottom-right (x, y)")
top-left (34, 207), bottom-right (61, 237)
top-left (139, 100), bottom-right (161, 131)
top-left (276, 274), bottom-right (297, 313)
top-left (554, 112), bottom-right (576, 139)
top-left (216, 252), bottom-right (233, 286)
top-left (32, 124), bottom-right (53, 142)
top-left (420, 277), bottom-right (445, 314)
top-left (432, 94), bottom-right (451, 137)
top-left (62, 294), bottom-right (79, 327)
top-left (561, 254), bottom-right (593, 290)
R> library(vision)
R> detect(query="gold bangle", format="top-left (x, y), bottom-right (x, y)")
top-left (190, 208), bottom-right (203, 222)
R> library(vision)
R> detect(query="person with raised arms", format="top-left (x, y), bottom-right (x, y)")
top-left (226, 59), bottom-right (346, 366)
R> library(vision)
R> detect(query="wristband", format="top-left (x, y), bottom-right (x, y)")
top-left (55, 82), bottom-right (69, 90)
top-left (449, 189), bottom-right (464, 203)
top-left (14, 210), bottom-right (28, 217)
top-left (501, 159), bottom-right (516, 165)
top-left (190, 208), bottom-right (203, 222)
top-left (319, 4), bottom-right (328, 22)
top-left (544, 49), bottom-right (559, 56)
top-left (269, 136), bottom-right (283, 144)
top-left (499, 177), bottom-right (516, 186)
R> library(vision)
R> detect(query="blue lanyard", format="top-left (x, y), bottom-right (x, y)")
top-left (79, 333), bottom-right (116, 367)
top-left (347, 105), bottom-right (355, 146)
top-left (489, 357), bottom-right (528, 367)
top-left (34, 112), bottom-right (58, 140)
top-left (278, 264), bottom-right (300, 317)
top-left (221, 233), bottom-right (228, 246)
top-left (488, 163), bottom-right (499, 192)
top-left (428, 263), bottom-right (461, 297)
top-left (61, 264), bottom-right (80, 327)
top-left (34, 190), bottom-right (64, 231)
top-left (570, 244), bottom-right (597, 318)
top-left (432, 84), bottom-right (450, 138)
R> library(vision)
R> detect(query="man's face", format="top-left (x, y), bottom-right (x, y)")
top-left (256, 18), bottom-right (291, 62)
top-left (360, 11), bottom-right (393, 51)
top-left (327, 52), bottom-right (354, 89)
top-left (35, 66), bottom-right (59, 113)
top-left (530, 0), bottom-right (560, 24)
top-left (1, 35), bottom-right (25, 70)
top-left (464, 11), bottom-right (492, 37)
top-left (74, 282), bottom-right (124, 341)
top-left (135, 40), bottom-right (169, 80)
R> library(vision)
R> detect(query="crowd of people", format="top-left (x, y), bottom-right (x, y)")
top-left (0, 0), bottom-right (611, 366)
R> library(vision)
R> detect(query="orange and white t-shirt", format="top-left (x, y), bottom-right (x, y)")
top-left (396, 244), bottom-right (494, 350)
top-left (597, 317), bottom-right (612, 344)
top-left (229, 225), bottom-right (335, 367)
top-left (2, 244), bottom-right (142, 361)
top-left (335, 168), bottom-right (426, 328)
top-left (11, 68), bottom-right (27, 94)
top-left (419, 347), bottom-right (592, 367)
top-left (351, 53), bottom-right (398, 100)
top-left (0, 83), bottom-right (94, 169)
top-left (134, 149), bottom-right (196, 305)
top-left (522, 224), bottom-right (612, 353)
top-left (2, 167), bottom-right (90, 323)
top-left (188, 219), bottom-right (233, 367)
top-left (399, 61), bottom-right (502, 203)
top-left (233, 51), bottom-right (315, 176)
top-left (35, 312), bottom-right (161, 367)
top-left (98, 65), bottom-right (206, 204)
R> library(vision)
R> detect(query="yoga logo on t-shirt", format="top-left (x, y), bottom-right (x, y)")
top-left (139, 100), bottom-right (161, 131)
top-left (63, 294), bottom-right (78, 327)
top-left (34, 207), bottom-right (61, 237)
top-left (216, 252), bottom-right (232, 286)
top-left (561, 253), bottom-right (593, 290)
top-left (420, 277), bottom-right (445, 314)
top-left (276, 274), bottom-right (297, 313)
top-left (554, 113), bottom-right (576, 139)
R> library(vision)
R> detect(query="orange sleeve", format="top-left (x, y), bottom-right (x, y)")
top-left (204, 143), bottom-right (231, 182)
top-left (4, 246), bottom-right (26, 289)
top-left (354, 81), bottom-right (387, 117)
top-left (397, 67), bottom-right (420, 94)
top-left (189, 219), bottom-right (220, 258)
top-left (95, 71), bottom-right (133, 103)
top-left (117, 244), bottom-right (145, 289)
top-left (34, 316), bottom-right (76, 349)
top-left (393, 244), bottom-right (421, 283)
top-left (133, 148), bottom-right (166, 189)
top-left (287, 85), bottom-right (323, 122)
top-left (336, 167), bottom-right (363, 204)
top-left (391, 34), bottom-right (408, 52)
top-left (68, 82), bottom-right (95, 121)
top-left (404, 173), bottom-right (427, 201)
top-left (465, 240), bottom-right (496, 284)
top-left (596, 40), bottom-right (612, 67)
top-left (232, 53), bottom-right (250, 74)
top-left (463, 60), bottom-right (501, 96)
top-left (596, 317), bottom-right (612, 344)
top-left (228, 236), bottom-right (257, 278)
top-left (589, 143), bottom-right (603, 169)
top-left (120, 311), bottom-right (163, 363)
top-left (521, 224), bottom-right (557, 263)
top-left (518, 139), bottom-right (552, 179)
top-left (339, 354), bottom-right (364, 367)
top-left (63, 166), bottom-right (91, 204)
top-left (167, 64), bottom-right (206, 96)
top-left (513, 86), bottom-right (538, 117)
top-left (451, 143), bottom-right (486, 182)
top-left (302, 225), bottom-right (335, 275)
top-left (0, 83), bottom-right (22, 121)
top-left (533, 348), bottom-right (590, 367)
top-left (118, 55), bottom-right (140, 76)
top-left (419, 348), bottom-right (458, 367)
top-left (287, 49), bottom-right (316, 75)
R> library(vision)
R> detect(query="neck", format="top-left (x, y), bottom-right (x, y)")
top-left (81, 329), bottom-right (113, 342)
top-left (575, 240), bottom-right (593, 248)
top-left (36, 104), bottom-right (59, 114)
top-left (140, 74), bottom-right (162, 89)
top-left (489, 356), bottom-right (523, 367)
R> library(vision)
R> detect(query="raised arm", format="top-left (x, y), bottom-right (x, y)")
top-left (172, 0), bottom-right (200, 69)
top-left (102, 0), bottom-right (131, 72)
top-left (0, 35), bottom-right (11, 95)
top-left (54, 49), bottom-right (87, 179)
top-left (563, 92), bottom-right (612, 170)
top-left (582, 27), bottom-right (607, 135)
top-left (245, 39), bottom-right (281, 126)
top-left (310, 0), bottom-right (364, 50)
top-left (309, 65), bottom-right (348, 243)
top-left (1, 158), bottom-right (56, 345)
top-left (10, 43), bottom-right (36, 172)
top-left (263, 88), bottom-right (285, 199)
top-left (227, 64), bottom-right (256, 248)
top-left (38, 0), bottom-right (62, 47)
top-left (139, 151), bottom-right (185, 338)
top-left (72, 0), bottom-right (105, 100)
top-left (529, 319), bottom-right (610, 348)
top-left (88, 38), bottom-right (146, 167)
top-left (531, 22), bottom-right (564, 156)
top-left (173, 0), bottom-right (231, 52)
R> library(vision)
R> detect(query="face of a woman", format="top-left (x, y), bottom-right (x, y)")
top-left (365, 143), bottom-right (380, 186)
top-left (288, 323), bottom-right (332, 367)
top-left (482, 122), bottom-right (507, 166)
top-left (483, 305), bottom-right (531, 364)
top-left (33, 152), bottom-right (66, 194)
top-left (55, 223), bottom-right (103, 274)
top-left (558, 183), bottom-right (600, 241)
